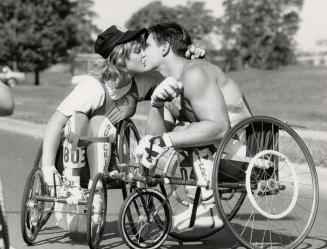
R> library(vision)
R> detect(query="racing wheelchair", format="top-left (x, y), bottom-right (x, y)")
top-left (116, 116), bottom-right (319, 249)
top-left (20, 118), bottom-right (140, 249)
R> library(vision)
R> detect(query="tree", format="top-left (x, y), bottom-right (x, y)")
top-left (221, 0), bottom-right (304, 70)
top-left (0, 0), bottom-right (98, 85)
top-left (126, 1), bottom-right (220, 49)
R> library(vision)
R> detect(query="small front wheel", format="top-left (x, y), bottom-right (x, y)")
top-left (118, 189), bottom-right (172, 249)
top-left (86, 173), bottom-right (107, 249)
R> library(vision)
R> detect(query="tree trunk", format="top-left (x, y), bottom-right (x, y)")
top-left (34, 69), bottom-right (39, 86)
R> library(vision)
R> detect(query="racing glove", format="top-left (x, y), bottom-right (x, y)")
top-left (136, 134), bottom-right (173, 169)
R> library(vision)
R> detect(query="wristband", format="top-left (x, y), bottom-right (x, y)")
top-left (162, 133), bottom-right (173, 148)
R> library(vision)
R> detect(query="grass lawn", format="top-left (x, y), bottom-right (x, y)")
top-left (11, 65), bottom-right (327, 130)
top-left (8, 65), bottom-right (327, 167)
top-left (229, 65), bottom-right (327, 131)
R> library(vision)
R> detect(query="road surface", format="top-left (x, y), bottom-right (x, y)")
top-left (0, 129), bottom-right (326, 249)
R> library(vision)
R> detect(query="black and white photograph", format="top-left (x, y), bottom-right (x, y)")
top-left (0, 0), bottom-right (326, 248)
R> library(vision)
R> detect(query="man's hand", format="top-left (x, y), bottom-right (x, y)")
top-left (185, 44), bottom-right (206, 59)
top-left (151, 77), bottom-right (183, 107)
top-left (135, 135), bottom-right (172, 169)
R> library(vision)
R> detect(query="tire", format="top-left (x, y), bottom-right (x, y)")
top-left (116, 119), bottom-right (140, 197)
top-left (86, 173), bottom-right (107, 249)
top-left (213, 116), bottom-right (319, 249)
top-left (0, 180), bottom-right (10, 249)
top-left (117, 119), bottom-right (140, 165)
top-left (118, 189), bottom-right (171, 249)
top-left (6, 78), bottom-right (17, 87)
top-left (21, 168), bottom-right (46, 245)
top-left (32, 143), bottom-right (54, 229)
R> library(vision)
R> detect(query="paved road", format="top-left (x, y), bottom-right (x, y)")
top-left (0, 129), bottom-right (327, 249)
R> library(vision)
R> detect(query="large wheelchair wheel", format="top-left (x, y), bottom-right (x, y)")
top-left (87, 172), bottom-right (107, 249)
top-left (118, 188), bottom-right (172, 249)
top-left (21, 168), bottom-right (46, 245)
top-left (213, 116), bottom-right (319, 249)
top-left (155, 150), bottom-right (245, 242)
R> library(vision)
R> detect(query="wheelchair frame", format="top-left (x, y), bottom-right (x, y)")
top-left (20, 118), bottom-right (140, 249)
top-left (117, 116), bottom-right (319, 249)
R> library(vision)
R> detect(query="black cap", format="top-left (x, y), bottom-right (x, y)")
top-left (95, 26), bottom-right (147, 59)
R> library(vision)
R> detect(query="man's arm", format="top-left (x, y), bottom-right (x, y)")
top-left (0, 81), bottom-right (14, 116)
top-left (167, 67), bottom-right (230, 148)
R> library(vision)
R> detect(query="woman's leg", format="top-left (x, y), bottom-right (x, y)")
top-left (87, 115), bottom-right (116, 188)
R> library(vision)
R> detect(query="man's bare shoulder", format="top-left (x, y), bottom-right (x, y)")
top-left (182, 60), bottom-right (214, 83)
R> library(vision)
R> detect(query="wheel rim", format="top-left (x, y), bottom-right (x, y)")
top-left (213, 116), bottom-right (319, 249)
top-left (22, 170), bottom-right (45, 243)
top-left (121, 190), bottom-right (171, 248)
top-left (87, 174), bottom-right (107, 248)
top-left (118, 120), bottom-right (140, 166)
top-left (246, 150), bottom-right (299, 220)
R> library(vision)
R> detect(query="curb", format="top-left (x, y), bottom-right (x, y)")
top-left (0, 117), bottom-right (44, 138)
top-left (1, 115), bottom-right (327, 140)
top-left (0, 114), bottom-right (147, 139)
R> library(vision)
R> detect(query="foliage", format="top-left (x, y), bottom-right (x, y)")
top-left (125, 1), bottom-right (220, 48)
top-left (0, 0), bottom-right (98, 85)
top-left (221, 0), bottom-right (304, 70)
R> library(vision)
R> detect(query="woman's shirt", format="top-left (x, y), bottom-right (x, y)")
top-left (56, 73), bottom-right (159, 125)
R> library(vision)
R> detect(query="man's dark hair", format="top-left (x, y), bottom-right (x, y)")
top-left (148, 22), bottom-right (192, 57)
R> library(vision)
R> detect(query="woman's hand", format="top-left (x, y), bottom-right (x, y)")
top-left (185, 44), bottom-right (206, 59)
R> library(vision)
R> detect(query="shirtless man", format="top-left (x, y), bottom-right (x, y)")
top-left (139, 22), bottom-right (251, 162)
top-left (137, 22), bottom-right (252, 231)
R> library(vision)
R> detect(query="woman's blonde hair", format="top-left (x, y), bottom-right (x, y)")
top-left (97, 36), bottom-right (144, 88)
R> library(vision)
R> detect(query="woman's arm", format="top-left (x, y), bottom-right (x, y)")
top-left (42, 111), bottom-right (69, 167)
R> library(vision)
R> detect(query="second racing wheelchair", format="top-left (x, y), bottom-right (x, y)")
top-left (117, 116), bottom-right (319, 249)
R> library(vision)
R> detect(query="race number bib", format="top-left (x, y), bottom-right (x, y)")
top-left (62, 139), bottom-right (86, 169)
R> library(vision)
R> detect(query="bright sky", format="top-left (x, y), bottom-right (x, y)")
top-left (92, 0), bottom-right (327, 51)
